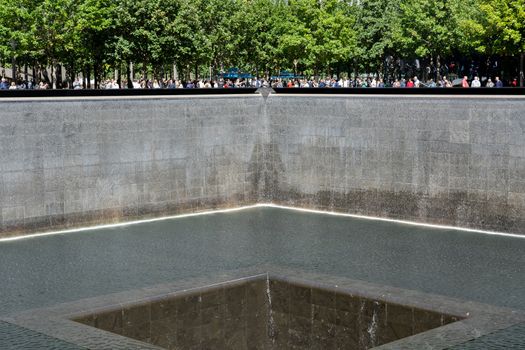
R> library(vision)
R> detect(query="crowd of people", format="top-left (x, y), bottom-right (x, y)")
top-left (0, 78), bottom-right (50, 90)
top-left (0, 75), bottom-right (520, 90)
top-left (94, 75), bottom-right (519, 89)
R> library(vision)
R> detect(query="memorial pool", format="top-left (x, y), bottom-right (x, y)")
top-left (1, 206), bottom-right (524, 348)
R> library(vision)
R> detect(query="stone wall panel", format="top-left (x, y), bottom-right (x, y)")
top-left (0, 94), bottom-right (523, 236)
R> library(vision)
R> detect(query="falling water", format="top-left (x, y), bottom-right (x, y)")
top-left (367, 301), bottom-right (380, 348)
top-left (266, 276), bottom-right (276, 342)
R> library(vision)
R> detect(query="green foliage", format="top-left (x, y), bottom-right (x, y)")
top-left (397, 0), bottom-right (471, 58)
top-left (477, 0), bottom-right (525, 55)
top-left (0, 0), bottom-right (523, 85)
top-left (0, 0), bottom-right (38, 64)
top-left (32, 0), bottom-right (77, 63)
top-left (355, 0), bottom-right (400, 69)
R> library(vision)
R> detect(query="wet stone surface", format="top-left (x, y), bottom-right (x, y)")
top-left (0, 321), bottom-right (85, 350)
top-left (446, 322), bottom-right (525, 350)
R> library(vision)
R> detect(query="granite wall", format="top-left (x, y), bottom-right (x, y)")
top-left (1, 94), bottom-right (524, 236)
top-left (0, 96), bottom-right (263, 236)
top-left (267, 95), bottom-right (525, 234)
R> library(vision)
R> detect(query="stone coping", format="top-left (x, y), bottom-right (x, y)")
top-left (0, 93), bottom-right (261, 103)
top-left (1, 87), bottom-right (524, 99)
top-left (0, 88), bottom-right (259, 99)
top-left (2, 265), bottom-right (524, 349)
top-left (272, 87), bottom-right (525, 96)
top-left (2, 93), bottom-right (524, 103)
top-left (269, 93), bottom-right (525, 99)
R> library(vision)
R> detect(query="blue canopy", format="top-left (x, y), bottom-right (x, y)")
top-left (221, 68), bottom-right (252, 79)
top-left (270, 70), bottom-right (304, 80)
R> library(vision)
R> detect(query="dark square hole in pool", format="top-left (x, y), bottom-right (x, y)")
top-left (73, 276), bottom-right (463, 349)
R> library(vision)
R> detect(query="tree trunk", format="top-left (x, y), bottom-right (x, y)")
top-left (56, 64), bottom-right (63, 89)
top-left (94, 63), bottom-right (98, 89)
top-left (11, 56), bottom-right (16, 83)
top-left (68, 63), bottom-right (73, 89)
top-left (436, 55), bottom-right (441, 81)
top-left (41, 65), bottom-right (50, 84)
top-left (51, 63), bottom-right (56, 89)
top-left (127, 61), bottom-right (133, 88)
top-left (116, 65), bottom-right (121, 89)
top-left (86, 66), bottom-right (91, 89)
top-left (520, 52), bottom-right (525, 87)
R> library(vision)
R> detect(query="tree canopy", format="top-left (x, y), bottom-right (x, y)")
top-left (0, 0), bottom-right (523, 86)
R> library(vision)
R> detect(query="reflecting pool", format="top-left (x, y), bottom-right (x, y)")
top-left (1, 207), bottom-right (524, 348)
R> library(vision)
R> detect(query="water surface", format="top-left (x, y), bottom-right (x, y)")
top-left (1, 207), bottom-right (523, 316)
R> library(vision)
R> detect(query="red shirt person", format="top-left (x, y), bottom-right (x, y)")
top-left (462, 76), bottom-right (469, 88)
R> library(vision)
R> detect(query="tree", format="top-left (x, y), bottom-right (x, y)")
top-left (74, 0), bottom-right (116, 88)
top-left (476, 0), bottom-right (525, 86)
top-left (176, 0), bottom-right (213, 80)
top-left (272, 0), bottom-right (357, 77)
top-left (354, 0), bottom-right (400, 75)
top-left (311, 0), bottom-right (357, 76)
top-left (234, 0), bottom-right (284, 77)
top-left (0, 0), bottom-right (523, 87)
top-left (196, 0), bottom-right (238, 78)
top-left (393, 0), bottom-right (490, 81)
top-left (0, 0), bottom-right (37, 81)
top-left (114, 0), bottom-right (163, 82)
top-left (32, 0), bottom-right (78, 88)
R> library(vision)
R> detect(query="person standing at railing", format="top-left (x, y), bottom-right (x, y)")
top-left (0, 78), bottom-right (8, 90)
top-left (462, 76), bottom-right (469, 88)
top-left (73, 78), bottom-right (82, 90)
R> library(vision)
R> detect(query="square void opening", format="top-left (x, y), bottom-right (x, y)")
top-left (73, 277), bottom-right (463, 349)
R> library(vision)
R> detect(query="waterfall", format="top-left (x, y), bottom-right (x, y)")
top-left (266, 275), bottom-right (276, 343)
top-left (367, 301), bottom-right (380, 348)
